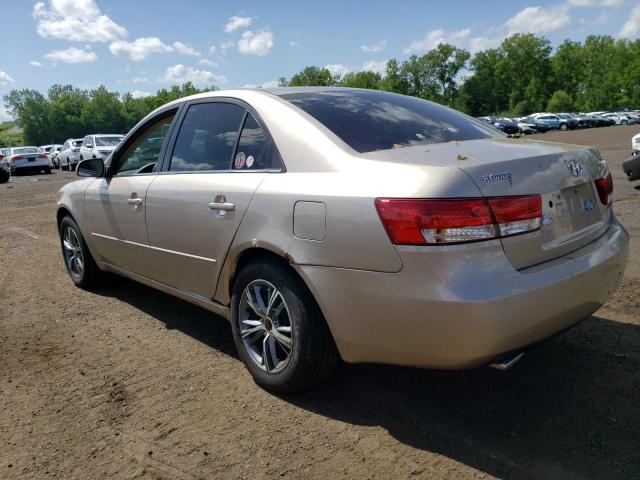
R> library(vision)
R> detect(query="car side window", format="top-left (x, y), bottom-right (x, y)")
top-left (169, 102), bottom-right (244, 172)
top-left (111, 113), bottom-right (175, 176)
top-left (232, 114), bottom-right (281, 170)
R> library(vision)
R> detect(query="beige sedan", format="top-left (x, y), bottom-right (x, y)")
top-left (57, 88), bottom-right (629, 392)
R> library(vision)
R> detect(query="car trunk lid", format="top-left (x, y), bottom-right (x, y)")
top-left (365, 138), bottom-right (612, 269)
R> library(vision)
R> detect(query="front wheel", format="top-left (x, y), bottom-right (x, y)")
top-left (231, 260), bottom-right (338, 393)
top-left (621, 120), bottom-right (628, 126)
top-left (59, 216), bottom-right (102, 289)
top-left (560, 123), bottom-right (568, 131)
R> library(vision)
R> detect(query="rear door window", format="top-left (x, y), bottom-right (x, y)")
top-left (170, 102), bottom-right (245, 172)
top-left (232, 114), bottom-right (281, 170)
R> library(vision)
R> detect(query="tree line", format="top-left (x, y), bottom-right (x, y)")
top-left (283, 33), bottom-right (640, 116)
top-left (4, 33), bottom-right (640, 146)
top-left (2, 83), bottom-right (211, 146)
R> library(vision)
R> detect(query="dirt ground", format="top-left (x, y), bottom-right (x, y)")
top-left (1, 125), bottom-right (639, 480)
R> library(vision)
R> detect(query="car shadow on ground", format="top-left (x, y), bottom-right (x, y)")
top-left (92, 278), bottom-right (639, 480)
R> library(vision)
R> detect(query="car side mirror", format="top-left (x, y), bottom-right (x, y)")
top-left (77, 158), bottom-right (105, 177)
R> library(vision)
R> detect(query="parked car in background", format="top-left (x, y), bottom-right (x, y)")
top-left (586, 114), bottom-right (615, 127)
top-left (0, 148), bottom-right (10, 183)
top-left (618, 112), bottom-right (640, 124)
top-left (517, 116), bottom-right (551, 133)
top-left (601, 113), bottom-right (630, 125)
top-left (59, 139), bottom-right (83, 171)
top-left (49, 144), bottom-right (63, 168)
top-left (79, 134), bottom-right (125, 161)
top-left (3, 146), bottom-right (51, 174)
top-left (516, 120), bottom-right (537, 134)
top-left (57, 87), bottom-right (627, 392)
top-left (631, 132), bottom-right (640, 153)
top-left (478, 116), bottom-right (520, 134)
top-left (555, 114), bottom-right (580, 130)
top-left (530, 113), bottom-right (574, 131)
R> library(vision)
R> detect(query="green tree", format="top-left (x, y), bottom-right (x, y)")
top-left (421, 44), bottom-right (470, 105)
top-left (3, 89), bottom-right (51, 144)
top-left (289, 66), bottom-right (336, 86)
top-left (378, 59), bottom-right (408, 94)
top-left (461, 48), bottom-right (505, 115)
top-left (339, 71), bottom-right (381, 89)
top-left (546, 90), bottom-right (574, 112)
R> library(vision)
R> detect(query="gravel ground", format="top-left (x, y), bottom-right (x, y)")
top-left (1, 125), bottom-right (639, 480)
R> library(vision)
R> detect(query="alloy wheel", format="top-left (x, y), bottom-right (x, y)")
top-left (62, 226), bottom-right (84, 279)
top-left (238, 279), bottom-right (293, 374)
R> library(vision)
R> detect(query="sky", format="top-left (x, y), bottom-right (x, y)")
top-left (1, 0), bottom-right (640, 120)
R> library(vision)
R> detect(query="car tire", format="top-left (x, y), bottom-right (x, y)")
top-left (621, 120), bottom-right (628, 126)
top-left (45, 167), bottom-right (51, 174)
top-left (59, 216), bottom-right (102, 289)
top-left (230, 259), bottom-right (338, 393)
top-left (0, 169), bottom-right (9, 184)
top-left (560, 123), bottom-right (568, 131)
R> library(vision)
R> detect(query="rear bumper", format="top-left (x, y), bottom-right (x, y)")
top-left (12, 161), bottom-right (50, 171)
top-left (298, 217), bottom-right (628, 369)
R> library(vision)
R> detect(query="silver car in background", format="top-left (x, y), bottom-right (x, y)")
top-left (56, 88), bottom-right (628, 392)
top-left (4, 146), bottom-right (51, 174)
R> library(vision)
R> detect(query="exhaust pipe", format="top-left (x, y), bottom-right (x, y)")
top-left (489, 350), bottom-right (525, 371)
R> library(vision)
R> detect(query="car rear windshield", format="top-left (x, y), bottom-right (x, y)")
top-left (95, 136), bottom-right (124, 146)
top-left (280, 90), bottom-right (500, 153)
top-left (72, 140), bottom-right (83, 147)
top-left (14, 147), bottom-right (40, 154)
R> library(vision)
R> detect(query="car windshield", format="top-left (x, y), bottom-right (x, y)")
top-left (281, 90), bottom-right (500, 153)
top-left (95, 136), bottom-right (124, 146)
top-left (14, 147), bottom-right (41, 154)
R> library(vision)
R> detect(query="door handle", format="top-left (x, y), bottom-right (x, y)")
top-left (127, 198), bottom-right (143, 205)
top-left (208, 201), bottom-right (235, 212)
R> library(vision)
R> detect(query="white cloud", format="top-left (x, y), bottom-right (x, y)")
top-left (209, 45), bottom-right (217, 54)
top-left (33, 0), bottom-right (127, 43)
top-left (237, 30), bottom-right (274, 56)
top-left (289, 41), bottom-right (300, 48)
top-left (325, 63), bottom-right (351, 77)
top-left (224, 16), bottom-right (252, 33)
top-left (361, 40), bottom-right (387, 52)
top-left (109, 37), bottom-right (173, 61)
top-left (261, 79), bottom-right (279, 88)
top-left (468, 35), bottom-right (502, 53)
top-left (173, 41), bottom-right (201, 57)
top-left (362, 59), bottom-right (388, 74)
top-left (131, 76), bottom-right (149, 84)
top-left (164, 64), bottom-right (226, 86)
top-left (44, 47), bottom-right (97, 63)
top-left (30, 60), bottom-right (43, 67)
top-left (130, 90), bottom-right (151, 98)
top-left (0, 70), bottom-right (14, 85)
top-left (220, 41), bottom-right (235, 54)
top-left (620, 5), bottom-right (640, 37)
top-left (0, 105), bottom-right (12, 122)
top-left (568, 0), bottom-right (623, 6)
top-left (199, 58), bottom-right (216, 66)
top-left (505, 5), bottom-right (571, 34)
top-left (403, 28), bottom-right (470, 54)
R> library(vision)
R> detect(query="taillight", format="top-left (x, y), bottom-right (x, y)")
top-left (11, 156), bottom-right (22, 162)
top-left (38, 155), bottom-right (48, 160)
top-left (375, 195), bottom-right (542, 246)
top-left (594, 172), bottom-right (613, 205)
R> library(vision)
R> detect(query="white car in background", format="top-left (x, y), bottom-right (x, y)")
top-left (59, 139), bottom-right (83, 171)
top-left (601, 113), bottom-right (630, 125)
top-left (631, 132), bottom-right (640, 152)
top-left (4, 146), bottom-right (51, 174)
top-left (41, 144), bottom-right (63, 168)
top-left (79, 134), bottom-right (124, 161)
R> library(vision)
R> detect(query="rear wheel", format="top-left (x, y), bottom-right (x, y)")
top-left (621, 120), bottom-right (628, 126)
top-left (560, 123), bottom-right (568, 131)
top-left (0, 168), bottom-right (9, 184)
top-left (231, 260), bottom-right (338, 393)
top-left (59, 216), bottom-right (102, 289)
top-left (45, 167), bottom-right (51, 174)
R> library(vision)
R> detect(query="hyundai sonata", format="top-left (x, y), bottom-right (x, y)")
top-left (57, 88), bottom-right (629, 392)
